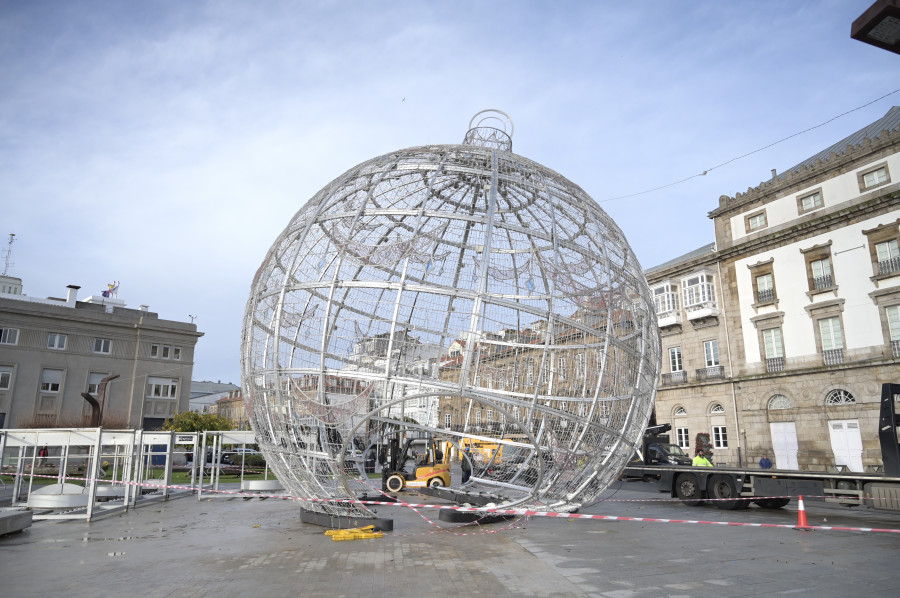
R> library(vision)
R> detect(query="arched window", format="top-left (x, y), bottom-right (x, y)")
top-left (709, 403), bottom-right (725, 414)
top-left (767, 394), bottom-right (792, 410)
top-left (825, 389), bottom-right (855, 405)
top-left (674, 406), bottom-right (687, 416)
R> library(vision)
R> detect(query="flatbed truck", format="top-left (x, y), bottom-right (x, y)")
top-left (622, 383), bottom-right (900, 511)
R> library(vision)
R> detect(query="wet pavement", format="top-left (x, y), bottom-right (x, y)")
top-left (2, 480), bottom-right (899, 597)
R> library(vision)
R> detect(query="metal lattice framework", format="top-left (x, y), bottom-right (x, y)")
top-left (241, 111), bottom-right (661, 518)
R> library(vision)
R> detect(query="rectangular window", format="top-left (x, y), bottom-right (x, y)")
top-left (810, 257), bottom-right (833, 289)
top-left (713, 426), bottom-right (728, 449)
top-left (0, 365), bottom-right (12, 390)
top-left (819, 317), bottom-right (844, 351)
top-left (681, 274), bottom-right (716, 307)
top-left (150, 344), bottom-right (159, 358)
top-left (762, 328), bottom-right (784, 359)
top-left (486, 409), bottom-right (493, 423)
top-left (87, 372), bottom-right (108, 395)
top-left (676, 427), bottom-right (690, 449)
top-left (94, 338), bottom-right (111, 354)
top-left (162, 345), bottom-right (170, 359)
top-left (173, 346), bottom-right (181, 360)
top-left (40, 368), bottom-right (63, 392)
top-left (745, 210), bottom-right (767, 232)
top-left (147, 376), bottom-right (178, 399)
top-left (864, 221), bottom-right (900, 277)
top-left (558, 357), bottom-right (567, 381)
top-left (703, 340), bottom-right (719, 367)
top-left (798, 191), bottom-right (823, 213)
top-left (0, 328), bottom-right (19, 345)
top-left (862, 166), bottom-right (888, 189)
top-left (444, 413), bottom-right (451, 428)
top-left (475, 410), bottom-right (482, 425)
top-left (756, 273), bottom-right (775, 303)
top-left (526, 360), bottom-right (534, 386)
top-left (888, 305), bottom-right (900, 341)
top-left (575, 353), bottom-right (585, 380)
top-left (876, 239), bottom-right (900, 276)
top-left (653, 283), bottom-right (678, 314)
top-left (47, 333), bottom-right (67, 350)
top-left (669, 347), bottom-right (683, 372)
top-left (876, 239), bottom-right (900, 262)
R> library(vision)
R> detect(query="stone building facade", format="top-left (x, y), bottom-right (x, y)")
top-left (210, 390), bottom-right (249, 430)
top-left (645, 243), bottom-right (741, 465)
top-left (437, 306), bottom-right (642, 448)
top-left (650, 106), bottom-right (900, 472)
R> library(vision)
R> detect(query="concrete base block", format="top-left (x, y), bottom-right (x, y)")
top-left (241, 479), bottom-right (284, 492)
top-left (299, 507), bottom-right (393, 532)
top-left (420, 486), bottom-right (506, 506)
top-left (438, 509), bottom-right (514, 524)
top-left (0, 507), bottom-right (33, 535)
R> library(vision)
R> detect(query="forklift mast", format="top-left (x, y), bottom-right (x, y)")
top-left (386, 434), bottom-right (402, 472)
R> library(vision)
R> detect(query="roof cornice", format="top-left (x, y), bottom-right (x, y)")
top-left (709, 125), bottom-right (900, 218)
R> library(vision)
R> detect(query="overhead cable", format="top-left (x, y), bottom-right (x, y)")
top-left (599, 87), bottom-right (900, 203)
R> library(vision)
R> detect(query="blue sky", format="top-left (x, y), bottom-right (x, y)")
top-left (2, 1), bottom-right (898, 385)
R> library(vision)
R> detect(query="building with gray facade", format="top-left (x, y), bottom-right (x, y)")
top-left (0, 282), bottom-right (203, 429)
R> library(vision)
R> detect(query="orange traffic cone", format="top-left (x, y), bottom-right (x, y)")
top-left (794, 495), bottom-right (812, 531)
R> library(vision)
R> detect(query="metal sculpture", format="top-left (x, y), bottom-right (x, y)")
top-left (241, 110), bottom-right (661, 519)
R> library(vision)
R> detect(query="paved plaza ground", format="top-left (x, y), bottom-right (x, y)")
top-left (2, 480), bottom-right (899, 597)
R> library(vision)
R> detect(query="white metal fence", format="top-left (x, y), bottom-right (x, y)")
top-left (0, 428), bottom-right (267, 521)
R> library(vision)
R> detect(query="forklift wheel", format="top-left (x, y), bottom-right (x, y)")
top-left (428, 477), bottom-right (444, 488)
top-left (386, 474), bottom-right (405, 493)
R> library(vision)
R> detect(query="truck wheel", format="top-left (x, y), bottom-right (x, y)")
top-left (753, 497), bottom-right (790, 509)
top-left (708, 475), bottom-right (748, 510)
top-left (675, 473), bottom-right (705, 506)
top-left (428, 477), bottom-right (444, 488)
top-left (386, 474), bottom-right (405, 493)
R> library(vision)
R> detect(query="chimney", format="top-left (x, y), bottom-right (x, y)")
top-left (771, 168), bottom-right (777, 179)
top-left (66, 285), bottom-right (80, 307)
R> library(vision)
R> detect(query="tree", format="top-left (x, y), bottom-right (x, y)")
top-left (162, 411), bottom-right (234, 432)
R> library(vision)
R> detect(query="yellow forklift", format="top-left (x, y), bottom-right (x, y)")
top-left (381, 432), bottom-right (450, 492)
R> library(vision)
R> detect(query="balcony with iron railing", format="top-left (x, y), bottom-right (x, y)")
top-left (878, 256), bottom-right (900, 276)
top-left (823, 348), bottom-right (844, 366)
top-left (766, 357), bottom-right (784, 372)
top-left (756, 288), bottom-right (775, 303)
top-left (813, 274), bottom-right (833, 290)
top-left (695, 365), bottom-right (725, 381)
top-left (661, 370), bottom-right (687, 385)
top-left (893, 340), bottom-right (900, 358)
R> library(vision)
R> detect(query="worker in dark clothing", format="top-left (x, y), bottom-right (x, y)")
top-left (759, 454), bottom-right (773, 469)
top-left (461, 447), bottom-right (472, 483)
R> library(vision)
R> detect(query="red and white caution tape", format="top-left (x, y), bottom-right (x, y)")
top-left (5, 471), bottom-right (900, 534)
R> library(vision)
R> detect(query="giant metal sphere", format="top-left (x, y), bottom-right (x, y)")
top-left (242, 112), bottom-right (661, 517)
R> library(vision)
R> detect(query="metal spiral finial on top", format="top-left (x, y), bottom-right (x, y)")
top-left (463, 109), bottom-right (514, 151)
